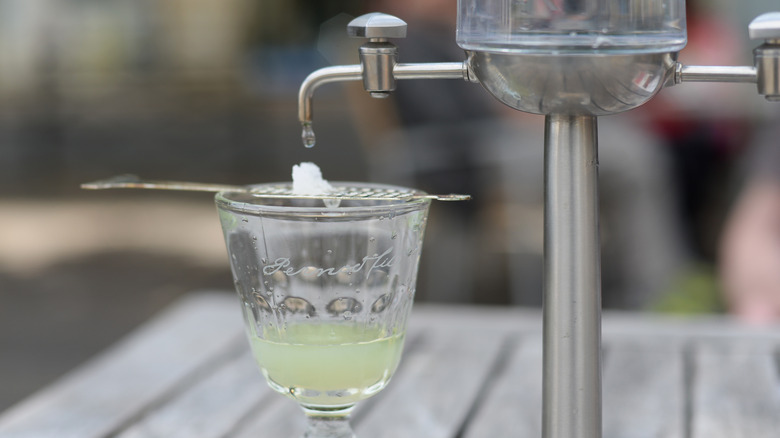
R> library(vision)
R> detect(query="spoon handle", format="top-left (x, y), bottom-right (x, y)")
top-left (81, 174), bottom-right (245, 193)
top-left (81, 174), bottom-right (471, 201)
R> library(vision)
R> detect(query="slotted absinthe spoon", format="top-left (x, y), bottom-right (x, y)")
top-left (81, 174), bottom-right (471, 202)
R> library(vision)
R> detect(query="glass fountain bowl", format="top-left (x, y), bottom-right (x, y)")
top-left (457, 0), bottom-right (687, 115)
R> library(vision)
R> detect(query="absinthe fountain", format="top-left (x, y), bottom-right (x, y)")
top-left (297, 3), bottom-right (780, 438)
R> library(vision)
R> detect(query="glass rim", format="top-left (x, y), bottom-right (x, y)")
top-left (214, 181), bottom-right (431, 217)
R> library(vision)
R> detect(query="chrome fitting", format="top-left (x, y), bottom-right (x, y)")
top-left (358, 42), bottom-right (398, 98)
top-left (348, 13), bottom-right (407, 98)
top-left (750, 12), bottom-right (780, 101)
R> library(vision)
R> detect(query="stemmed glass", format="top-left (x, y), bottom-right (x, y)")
top-left (215, 183), bottom-right (431, 438)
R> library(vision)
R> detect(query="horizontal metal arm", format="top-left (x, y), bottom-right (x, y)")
top-left (393, 61), bottom-right (471, 81)
top-left (674, 63), bottom-right (758, 84)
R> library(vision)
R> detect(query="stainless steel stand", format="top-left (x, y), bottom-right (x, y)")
top-left (298, 11), bottom-right (780, 438)
top-left (543, 115), bottom-right (602, 438)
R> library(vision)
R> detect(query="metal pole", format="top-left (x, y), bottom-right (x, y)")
top-left (542, 114), bottom-right (602, 438)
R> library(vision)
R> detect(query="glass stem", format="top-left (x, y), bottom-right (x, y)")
top-left (301, 406), bottom-right (356, 438)
top-left (302, 415), bottom-right (355, 438)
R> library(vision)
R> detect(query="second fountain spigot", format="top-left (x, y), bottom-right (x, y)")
top-left (750, 12), bottom-right (780, 101)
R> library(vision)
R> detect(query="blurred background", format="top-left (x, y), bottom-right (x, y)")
top-left (1, 0), bottom-right (779, 412)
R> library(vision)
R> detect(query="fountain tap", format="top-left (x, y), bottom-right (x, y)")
top-left (673, 12), bottom-right (780, 101)
top-left (297, 13), bottom-right (472, 147)
top-left (750, 12), bottom-right (780, 101)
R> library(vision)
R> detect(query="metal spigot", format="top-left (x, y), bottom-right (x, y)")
top-left (750, 12), bottom-right (780, 101)
top-left (673, 11), bottom-right (780, 102)
top-left (297, 12), bottom-right (471, 148)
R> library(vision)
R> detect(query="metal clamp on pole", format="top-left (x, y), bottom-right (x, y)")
top-left (750, 12), bottom-right (780, 101)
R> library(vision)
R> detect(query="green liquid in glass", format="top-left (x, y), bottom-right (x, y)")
top-left (249, 323), bottom-right (405, 407)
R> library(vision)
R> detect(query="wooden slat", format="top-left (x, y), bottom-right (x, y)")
top-left (462, 336), bottom-right (543, 438)
top-left (410, 304), bottom-right (542, 332)
top-left (603, 313), bottom-right (780, 340)
top-left (0, 292), bottom-right (243, 438)
top-left (690, 341), bottom-right (780, 438)
top-left (232, 395), bottom-right (306, 438)
top-left (354, 326), bottom-right (507, 438)
top-left (115, 348), bottom-right (272, 438)
top-left (464, 336), bottom-right (689, 438)
top-left (602, 337), bottom-right (685, 438)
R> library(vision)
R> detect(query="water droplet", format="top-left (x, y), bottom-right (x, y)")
top-left (302, 123), bottom-right (316, 148)
top-left (369, 236), bottom-right (376, 242)
top-left (241, 217), bottom-right (249, 223)
top-left (323, 198), bottom-right (341, 208)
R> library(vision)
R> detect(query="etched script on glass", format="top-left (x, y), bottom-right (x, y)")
top-left (263, 247), bottom-right (396, 277)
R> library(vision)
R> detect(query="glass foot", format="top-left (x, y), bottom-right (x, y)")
top-left (301, 405), bottom-right (356, 438)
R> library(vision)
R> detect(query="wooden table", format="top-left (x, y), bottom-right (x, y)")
top-left (2, 291), bottom-right (779, 438)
